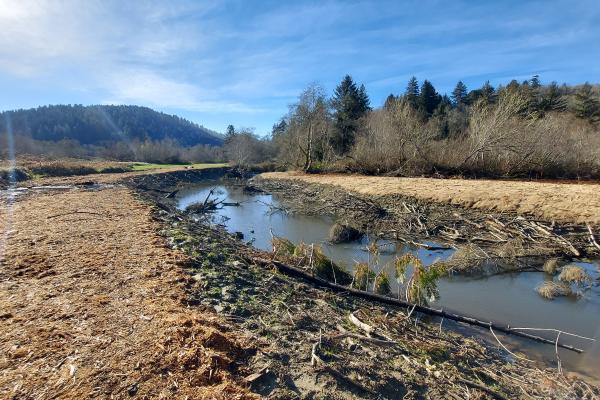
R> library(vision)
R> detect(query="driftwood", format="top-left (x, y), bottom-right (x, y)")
top-left (250, 256), bottom-right (585, 353)
top-left (165, 189), bottom-right (179, 198)
top-left (587, 223), bottom-right (600, 251)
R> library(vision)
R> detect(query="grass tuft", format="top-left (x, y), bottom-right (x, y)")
top-left (558, 265), bottom-right (592, 286)
top-left (537, 281), bottom-right (572, 299)
top-left (542, 258), bottom-right (561, 275)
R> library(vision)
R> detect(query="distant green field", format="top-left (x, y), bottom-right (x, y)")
top-left (130, 162), bottom-right (228, 171)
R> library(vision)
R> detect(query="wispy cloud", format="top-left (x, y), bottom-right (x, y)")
top-left (0, 0), bottom-right (599, 132)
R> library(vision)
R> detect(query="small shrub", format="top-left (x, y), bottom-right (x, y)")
top-left (293, 242), bottom-right (352, 284)
top-left (272, 236), bottom-right (296, 258)
top-left (373, 271), bottom-right (391, 295)
top-left (99, 166), bottom-right (131, 173)
top-left (0, 167), bottom-right (30, 184)
top-left (352, 263), bottom-right (375, 291)
top-left (395, 254), bottom-right (447, 305)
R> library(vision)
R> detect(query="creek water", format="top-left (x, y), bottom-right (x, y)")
top-left (177, 183), bottom-right (600, 381)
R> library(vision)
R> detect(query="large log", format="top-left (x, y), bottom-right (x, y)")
top-left (250, 256), bottom-right (585, 354)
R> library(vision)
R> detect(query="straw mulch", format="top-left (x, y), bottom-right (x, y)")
top-left (0, 187), bottom-right (257, 399)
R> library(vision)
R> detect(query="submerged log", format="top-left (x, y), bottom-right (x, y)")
top-left (250, 256), bottom-right (585, 354)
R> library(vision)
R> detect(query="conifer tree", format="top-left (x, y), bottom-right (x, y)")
top-left (451, 81), bottom-right (468, 106)
top-left (330, 75), bottom-right (371, 154)
top-left (225, 124), bottom-right (236, 144)
top-left (405, 76), bottom-right (420, 109)
top-left (480, 80), bottom-right (496, 104)
top-left (539, 82), bottom-right (567, 114)
top-left (573, 83), bottom-right (600, 122)
top-left (271, 119), bottom-right (287, 137)
top-left (384, 94), bottom-right (396, 109)
top-left (419, 80), bottom-right (441, 116)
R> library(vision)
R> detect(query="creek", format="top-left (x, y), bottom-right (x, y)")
top-left (177, 183), bottom-right (600, 381)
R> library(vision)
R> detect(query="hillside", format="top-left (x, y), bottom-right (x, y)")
top-left (0, 105), bottom-right (223, 147)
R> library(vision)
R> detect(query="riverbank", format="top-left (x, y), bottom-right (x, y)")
top-left (254, 173), bottom-right (600, 268)
top-left (134, 170), bottom-right (599, 397)
top-left (260, 172), bottom-right (600, 225)
top-left (1, 166), bottom-right (599, 398)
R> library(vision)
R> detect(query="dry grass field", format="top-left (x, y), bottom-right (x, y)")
top-left (261, 172), bottom-right (600, 225)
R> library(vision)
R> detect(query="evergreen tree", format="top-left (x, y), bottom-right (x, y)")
top-left (225, 124), bottom-right (236, 144)
top-left (358, 84), bottom-right (370, 112)
top-left (539, 82), bottom-right (567, 114)
top-left (271, 119), bottom-right (287, 137)
top-left (573, 83), bottom-right (600, 122)
top-left (384, 94), bottom-right (397, 109)
top-left (480, 81), bottom-right (496, 104)
top-left (506, 79), bottom-right (520, 91)
top-left (405, 76), bottom-right (420, 109)
top-left (419, 80), bottom-right (441, 116)
top-left (330, 75), bottom-right (371, 154)
top-left (530, 74), bottom-right (541, 88)
top-left (469, 81), bottom-right (497, 105)
top-left (451, 81), bottom-right (468, 106)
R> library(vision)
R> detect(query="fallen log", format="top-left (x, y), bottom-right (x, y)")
top-left (249, 256), bottom-right (585, 354)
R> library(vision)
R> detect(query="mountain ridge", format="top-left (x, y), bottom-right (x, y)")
top-left (0, 104), bottom-right (223, 147)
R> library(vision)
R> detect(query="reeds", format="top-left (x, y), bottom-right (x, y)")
top-left (394, 254), bottom-right (448, 305)
top-left (373, 271), bottom-right (391, 295)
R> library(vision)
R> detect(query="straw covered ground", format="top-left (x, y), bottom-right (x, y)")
top-left (260, 172), bottom-right (600, 225)
top-left (0, 186), bottom-right (256, 399)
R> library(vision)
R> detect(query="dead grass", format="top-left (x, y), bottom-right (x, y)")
top-left (261, 172), bottom-right (600, 224)
top-left (0, 187), bottom-right (256, 399)
top-left (537, 281), bottom-right (573, 299)
top-left (558, 265), bottom-right (593, 285)
top-left (543, 258), bottom-right (561, 275)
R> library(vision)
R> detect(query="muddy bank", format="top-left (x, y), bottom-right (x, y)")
top-left (252, 175), bottom-right (600, 273)
top-left (127, 170), bottom-right (600, 399)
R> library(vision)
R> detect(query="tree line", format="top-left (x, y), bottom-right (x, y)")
top-left (229, 74), bottom-right (600, 178)
top-left (0, 105), bottom-right (225, 164)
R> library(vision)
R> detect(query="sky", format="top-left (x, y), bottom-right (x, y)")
top-left (1, 0), bottom-right (599, 135)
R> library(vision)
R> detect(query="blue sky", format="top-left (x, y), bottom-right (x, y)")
top-left (1, 0), bottom-right (599, 135)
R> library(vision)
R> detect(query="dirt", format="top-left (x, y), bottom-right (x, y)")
top-left (260, 172), bottom-right (600, 225)
top-left (2, 166), bottom-right (600, 399)
top-left (0, 185), bottom-right (256, 399)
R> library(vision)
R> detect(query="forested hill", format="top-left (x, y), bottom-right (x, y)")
top-left (0, 105), bottom-right (223, 146)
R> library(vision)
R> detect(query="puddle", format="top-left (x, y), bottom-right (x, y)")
top-left (177, 183), bottom-right (600, 380)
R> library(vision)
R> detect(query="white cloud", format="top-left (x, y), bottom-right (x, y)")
top-left (0, 0), bottom-right (262, 113)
